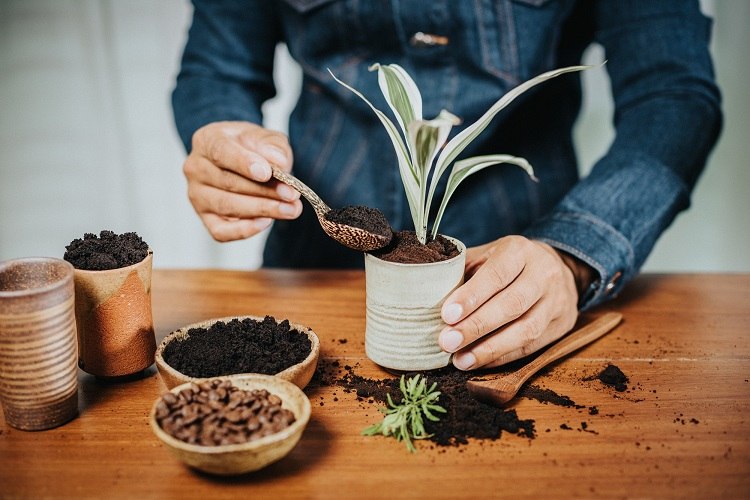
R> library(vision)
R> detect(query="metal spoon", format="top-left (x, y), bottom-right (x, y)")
top-left (271, 166), bottom-right (392, 252)
top-left (466, 312), bottom-right (623, 406)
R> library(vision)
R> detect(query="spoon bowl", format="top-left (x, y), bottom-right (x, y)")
top-left (466, 312), bottom-right (623, 406)
top-left (271, 166), bottom-right (392, 252)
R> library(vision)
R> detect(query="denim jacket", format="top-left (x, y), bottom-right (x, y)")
top-left (172, 0), bottom-right (722, 309)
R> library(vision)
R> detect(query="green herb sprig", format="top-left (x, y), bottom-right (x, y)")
top-left (362, 374), bottom-right (447, 453)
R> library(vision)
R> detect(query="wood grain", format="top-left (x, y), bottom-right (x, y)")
top-left (1, 271), bottom-right (748, 498)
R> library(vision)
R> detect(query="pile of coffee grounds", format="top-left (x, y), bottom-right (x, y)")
top-left (64, 230), bottom-right (149, 270)
top-left (594, 364), bottom-right (629, 392)
top-left (325, 205), bottom-right (392, 238)
top-left (337, 366), bottom-right (535, 446)
top-left (372, 230), bottom-right (460, 264)
top-left (162, 316), bottom-right (311, 378)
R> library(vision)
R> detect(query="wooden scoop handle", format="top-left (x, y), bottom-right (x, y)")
top-left (467, 312), bottom-right (623, 406)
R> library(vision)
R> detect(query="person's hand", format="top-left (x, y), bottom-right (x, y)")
top-left (183, 121), bottom-right (302, 242)
top-left (438, 236), bottom-right (583, 370)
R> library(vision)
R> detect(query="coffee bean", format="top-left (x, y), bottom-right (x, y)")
top-left (155, 379), bottom-right (296, 446)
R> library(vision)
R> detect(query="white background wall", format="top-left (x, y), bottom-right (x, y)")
top-left (1, 0), bottom-right (748, 272)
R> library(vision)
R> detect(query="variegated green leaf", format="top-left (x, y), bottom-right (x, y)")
top-left (427, 64), bottom-right (592, 219)
top-left (329, 69), bottom-right (422, 228)
top-left (406, 110), bottom-right (461, 242)
top-left (370, 63), bottom-right (423, 141)
top-left (431, 154), bottom-right (536, 239)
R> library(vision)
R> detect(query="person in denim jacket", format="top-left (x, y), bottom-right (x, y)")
top-left (172, 0), bottom-right (722, 370)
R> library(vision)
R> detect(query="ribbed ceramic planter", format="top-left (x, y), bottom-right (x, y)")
top-left (73, 251), bottom-right (156, 378)
top-left (0, 257), bottom-right (79, 431)
top-left (364, 237), bottom-right (466, 371)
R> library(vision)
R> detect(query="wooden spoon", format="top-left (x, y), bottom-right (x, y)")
top-left (271, 166), bottom-right (392, 252)
top-left (466, 312), bottom-right (623, 406)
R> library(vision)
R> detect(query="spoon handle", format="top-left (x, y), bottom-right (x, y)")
top-left (513, 312), bottom-right (623, 387)
top-left (271, 166), bottom-right (331, 215)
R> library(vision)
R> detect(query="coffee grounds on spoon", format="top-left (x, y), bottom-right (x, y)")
top-left (325, 205), bottom-right (392, 238)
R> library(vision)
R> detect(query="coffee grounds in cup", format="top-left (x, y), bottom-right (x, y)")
top-left (155, 379), bottom-right (295, 446)
top-left (162, 316), bottom-right (311, 378)
top-left (64, 230), bottom-right (149, 270)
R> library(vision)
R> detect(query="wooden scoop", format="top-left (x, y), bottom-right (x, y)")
top-left (466, 312), bottom-right (623, 406)
top-left (271, 166), bottom-right (392, 252)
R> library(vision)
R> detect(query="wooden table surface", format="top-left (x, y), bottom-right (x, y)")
top-left (1, 270), bottom-right (748, 498)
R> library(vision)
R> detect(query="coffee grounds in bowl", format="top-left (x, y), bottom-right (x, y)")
top-left (155, 379), bottom-right (296, 446)
top-left (64, 230), bottom-right (149, 270)
top-left (162, 316), bottom-right (311, 378)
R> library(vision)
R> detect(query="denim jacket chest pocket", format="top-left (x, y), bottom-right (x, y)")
top-left (469, 0), bottom-right (575, 85)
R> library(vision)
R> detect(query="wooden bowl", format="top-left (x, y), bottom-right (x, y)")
top-left (149, 374), bottom-right (311, 475)
top-left (155, 315), bottom-right (320, 390)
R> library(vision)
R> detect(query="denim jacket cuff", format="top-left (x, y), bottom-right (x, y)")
top-left (524, 212), bottom-right (635, 310)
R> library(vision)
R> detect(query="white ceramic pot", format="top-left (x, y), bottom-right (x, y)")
top-left (364, 237), bottom-right (466, 371)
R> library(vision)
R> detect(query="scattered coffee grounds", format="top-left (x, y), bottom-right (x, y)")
top-left (372, 230), bottom-right (460, 264)
top-left (64, 230), bottom-right (149, 270)
top-left (162, 316), bottom-right (311, 378)
top-left (519, 384), bottom-right (584, 409)
top-left (154, 379), bottom-right (295, 446)
top-left (594, 364), bottom-right (629, 392)
top-left (337, 366), bottom-right (535, 446)
top-left (325, 205), bottom-right (392, 238)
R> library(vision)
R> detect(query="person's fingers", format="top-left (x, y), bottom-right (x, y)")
top-left (199, 213), bottom-right (274, 242)
top-left (188, 184), bottom-right (302, 222)
top-left (451, 307), bottom-right (575, 370)
top-left (238, 128), bottom-right (293, 172)
top-left (441, 236), bottom-right (528, 326)
top-left (186, 156), bottom-right (300, 202)
top-left (438, 267), bottom-right (544, 353)
top-left (192, 122), bottom-right (294, 182)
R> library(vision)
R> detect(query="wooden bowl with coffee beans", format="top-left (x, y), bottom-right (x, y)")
top-left (155, 315), bottom-right (320, 391)
top-left (149, 374), bottom-right (311, 475)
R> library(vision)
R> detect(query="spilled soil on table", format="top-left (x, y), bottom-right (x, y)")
top-left (314, 359), bottom-right (636, 448)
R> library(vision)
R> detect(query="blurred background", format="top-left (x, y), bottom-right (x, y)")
top-left (1, 0), bottom-right (748, 272)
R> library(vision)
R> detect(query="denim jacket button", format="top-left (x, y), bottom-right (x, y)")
top-left (409, 32), bottom-right (449, 47)
top-left (605, 271), bottom-right (623, 294)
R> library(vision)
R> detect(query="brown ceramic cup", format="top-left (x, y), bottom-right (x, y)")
top-left (73, 251), bottom-right (156, 378)
top-left (0, 257), bottom-right (79, 431)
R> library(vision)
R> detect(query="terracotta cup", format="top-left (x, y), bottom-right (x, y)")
top-left (73, 252), bottom-right (156, 378)
top-left (0, 257), bottom-right (79, 430)
top-left (364, 237), bottom-right (466, 371)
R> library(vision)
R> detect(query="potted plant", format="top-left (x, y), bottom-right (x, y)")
top-left (330, 63), bottom-right (589, 371)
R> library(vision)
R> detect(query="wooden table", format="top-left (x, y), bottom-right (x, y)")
top-left (1, 271), bottom-right (748, 498)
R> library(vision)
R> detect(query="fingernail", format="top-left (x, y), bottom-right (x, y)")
top-left (453, 352), bottom-right (476, 371)
top-left (276, 183), bottom-right (299, 201)
top-left (260, 146), bottom-right (287, 166)
top-left (442, 302), bottom-right (463, 324)
top-left (249, 162), bottom-right (271, 181)
top-left (255, 218), bottom-right (273, 231)
top-left (440, 329), bottom-right (463, 352)
top-left (279, 202), bottom-right (299, 217)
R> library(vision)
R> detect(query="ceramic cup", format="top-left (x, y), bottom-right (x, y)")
top-left (0, 257), bottom-right (79, 431)
top-left (73, 251), bottom-right (156, 378)
top-left (364, 237), bottom-right (466, 371)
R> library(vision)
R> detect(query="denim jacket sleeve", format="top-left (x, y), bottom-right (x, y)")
top-left (525, 0), bottom-right (722, 310)
top-left (171, 0), bottom-right (282, 152)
